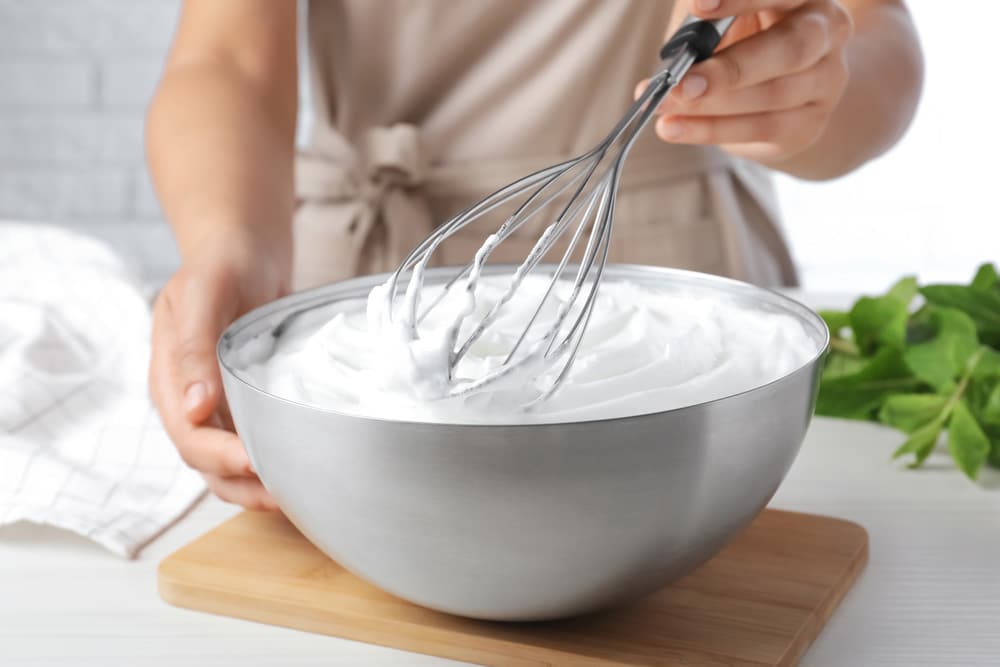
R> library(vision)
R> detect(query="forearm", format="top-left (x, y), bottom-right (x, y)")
top-left (146, 64), bottom-right (296, 272)
top-left (769, 1), bottom-right (923, 180)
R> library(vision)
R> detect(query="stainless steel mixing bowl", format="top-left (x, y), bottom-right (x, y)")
top-left (217, 264), bottom-right (828, 621)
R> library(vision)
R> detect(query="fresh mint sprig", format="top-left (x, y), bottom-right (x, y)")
top-left (817, 262), bottom-right (1000, 480)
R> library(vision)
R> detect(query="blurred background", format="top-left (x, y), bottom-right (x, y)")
top-left (0, 1), bottom-right (996, 292)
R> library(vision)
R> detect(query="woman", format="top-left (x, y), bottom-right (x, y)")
top-left (147, 0), bottom-right (922, 509)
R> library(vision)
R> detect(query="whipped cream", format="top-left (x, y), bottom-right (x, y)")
top-left (240, 274), bottom-right (819, 424)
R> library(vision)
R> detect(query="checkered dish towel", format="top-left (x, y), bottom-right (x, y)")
top-left (0, 223), bottom-right (205, 557)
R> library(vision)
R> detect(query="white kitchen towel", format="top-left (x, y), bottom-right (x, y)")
top-left (0, 222), bottom-right (205, 558)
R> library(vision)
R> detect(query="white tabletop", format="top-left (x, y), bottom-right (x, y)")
top-left (3, 292), bottom-right (1000, 666)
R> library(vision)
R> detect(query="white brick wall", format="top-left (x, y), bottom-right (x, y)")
top-left (0, 0), bottom-right (180, 282)
top-left (0, 62), bottom-right (95, 107)
top-left (0, 168), bottom-right (130, 218)
top-left (100, 60), bottom-right (166, 110)
top-left (0, 0), bottom-right (177, 53)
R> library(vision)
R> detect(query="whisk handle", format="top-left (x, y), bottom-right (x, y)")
top-left (659, 16), bottom-right (735, 63)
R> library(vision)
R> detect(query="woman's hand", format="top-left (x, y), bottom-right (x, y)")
top-left (643, 0), bottom-right (854, 167)
top-left (149, 230), bottom-right (289, 511)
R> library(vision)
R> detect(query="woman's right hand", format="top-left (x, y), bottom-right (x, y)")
top-left (149, 230), bottom-right (290, 510)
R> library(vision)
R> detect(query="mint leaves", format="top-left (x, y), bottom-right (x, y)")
top-left (817, 263), bottom-right (1000, 480)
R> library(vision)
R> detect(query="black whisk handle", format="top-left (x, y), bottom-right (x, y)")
top-left (659, 16), bottom-right (735, 63)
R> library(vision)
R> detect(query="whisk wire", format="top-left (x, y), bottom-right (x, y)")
top-left (449, 149), bottom-right (608, 366)
top-left (500, 179), bottom-right (604, 366)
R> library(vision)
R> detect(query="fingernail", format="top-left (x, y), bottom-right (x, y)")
top-left (661, 121), bottom-right (685, 141)
top-left (183, 381), bottom-right (207, 415)
top-left (696, 0), bottom-right (721, 11)
top-left (682, 74), bottom-right (708, 100)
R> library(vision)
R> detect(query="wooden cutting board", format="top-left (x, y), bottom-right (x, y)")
top-left (158, 509), bottom-right (867, 667)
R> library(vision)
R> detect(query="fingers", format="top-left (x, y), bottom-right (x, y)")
top-left (645, 2), bottom-right (852, 112)
top-left (655, 103), bottom-right (828, 157)
top-left (150, 314), bottom-right (253, 477)
top-left (666, 52), bottom-right (847, 117)
top-left (692, 2), bottom-right (849, 93)
top-left (147, 254), bottom-right (288, 512)
top-left (149, 273), bottom-right (252, 479)
top-left (644, 0), bottom-right (851, 162)
top-left (168, 270), bottom-right (238, 423)
top-left (203, 473), bottom-right (279, 512)
top-left (173, 419), bottom-right (255, 478)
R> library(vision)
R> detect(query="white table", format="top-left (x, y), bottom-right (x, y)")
top-left (3, 291), bottom-right (1000, 666)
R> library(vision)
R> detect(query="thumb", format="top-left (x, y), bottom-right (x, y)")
top-left (174, 269), bottom-right (237, 424)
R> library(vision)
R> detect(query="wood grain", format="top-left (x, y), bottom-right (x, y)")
top-left (158, 509), bottom-right (867, 667)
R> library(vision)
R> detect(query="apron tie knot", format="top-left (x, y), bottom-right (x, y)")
top-left (293, 123), bottom-right (435, 289)
top-left (363, 123), bottom-right (426, 191)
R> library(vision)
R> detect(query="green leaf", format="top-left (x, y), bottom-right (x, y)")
top-left (920, 284), bottom-right (1000, 321)
top-left (971, 263), bottom-right (999, 291)
top-left (822, 350), bottom-right (867, 382)
top-left (981, 384), bottom-right (1000, 425)
top-left (965, 378), bottom-right (999, 422)
top-left (817, 267), bottom-right (1000, 482)
top-left (972, 346), bottom-right (1000, 380)
top-left (849, 292), bottom-right (911, 353)
top-left (892, 418), bottom-right (943, 468)
top-left (905, 305), bottom-right (937, 344)
top-left (947, 400), bottom-right (991, 480)
top-left (878, 393), bottom-right (949, 433)
top-left (920, 284), bottom-right (1000, 347)
top-left (959, 376), bottom-right (1000, 472)
top-left (819, 310), bottom-right (850, 336)
top-left (887, 276), bottom-right (919, 303)
top-left (817, 347), bottom-right (918, 420)
top-left (901, 307), bottom-right (979, 391)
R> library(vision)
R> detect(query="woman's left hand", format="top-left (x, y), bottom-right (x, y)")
top-left (641, 0), bottom-right (854, 166)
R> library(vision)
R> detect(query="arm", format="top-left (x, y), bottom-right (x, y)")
top-left (147, 0), bottom-right (297, 260)
top-left (653, 0), bottom-right (923, 181)
top-left (146, 0), bottom-right (297, 510)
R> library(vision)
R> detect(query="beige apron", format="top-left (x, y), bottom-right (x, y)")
top-left (293, 0), bottom-right (798, 290)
